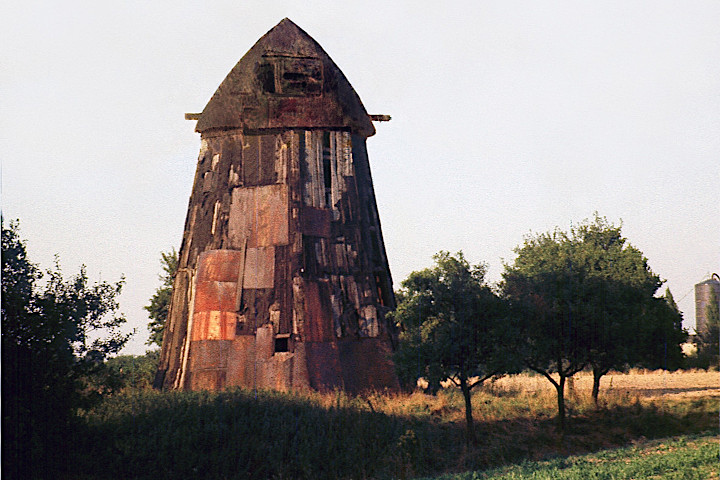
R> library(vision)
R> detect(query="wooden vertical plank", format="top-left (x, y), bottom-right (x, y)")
top-left (235, 238), bottom-right (247, 312)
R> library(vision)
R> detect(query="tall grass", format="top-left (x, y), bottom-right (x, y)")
top-left (70, 372), bottom-right (717, 479)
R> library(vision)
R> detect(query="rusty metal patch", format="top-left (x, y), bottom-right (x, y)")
top-left (193, 281), bottom-right (238, 313)
top-left (302, 280), bottom-right (334, 342)
top-left (197, 249), bottom-right (244, 282)
top-left (191, 311), bottom-right (237, 341)
top-left (225, 336), bottom-right (256, 387)
top-left (304, 341), bottom-right (343, 392)
top-left (186, 339), bottom-right (232, 390)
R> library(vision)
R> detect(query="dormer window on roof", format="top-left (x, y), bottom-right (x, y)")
top-left (258, 55), bottom-right (323, 97)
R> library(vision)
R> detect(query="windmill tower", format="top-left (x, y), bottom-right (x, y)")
top-left (154, 19), bottom-right (399, 394)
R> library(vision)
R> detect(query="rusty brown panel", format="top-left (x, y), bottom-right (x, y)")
top-left (243, 247), bottom-right (275, 289)
top-left (256, 353), bottom-right (294, 391)
top-left (337, 338), bottom-right (399, 394)
top-left (191, 311), bottom-right (208, 341)
top-left (228, 184), bottom-right (289, 248)
top-left (191, 311), bottom-right (237, 341)
top-left (300, 206), bottom-right (331, 237)
top-left (304, 342), bottom-right (343, 392)
top-left (302, 280), bottom-right (334, 342)
top-left (226, 336), bottom-right (256, 388)
top-left (186, 339), bottom-right (231, 390)
top-left (197, 249), bottom-right (244, 282)
top-left (194, 281), bottom-right (237, 312)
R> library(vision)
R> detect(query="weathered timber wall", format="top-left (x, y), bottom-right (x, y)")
top-left (155, 129), bottom-right (398, 394)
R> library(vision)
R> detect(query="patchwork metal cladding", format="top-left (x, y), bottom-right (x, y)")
top-left (155, 18), bottom-right (399, 394)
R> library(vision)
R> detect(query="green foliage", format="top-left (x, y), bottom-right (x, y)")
top-left (502, 215), bottom-right (684, 426)
top-left (392, 251), bottom-right (516, 444)
top-left (1, 219), bottom-right (130, 478)
top-left (85, 350), bottom-right (160, 393)
top-left (634, 289), bottom-right (687, 371)
top-left (144, 248), bottom-right (178, 346)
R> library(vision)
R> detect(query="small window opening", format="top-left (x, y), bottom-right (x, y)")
top-left (258, 62), bottom-right (276, 94)
top-left (274, 336), bottom-right (289, 353)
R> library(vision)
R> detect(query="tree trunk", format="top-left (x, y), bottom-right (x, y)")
top-left (555, 374), bottom-right (566, 432)
top-left (591, 368), bottom-right (602, 406)
top-left (459, 377), bottom-right (476, 446)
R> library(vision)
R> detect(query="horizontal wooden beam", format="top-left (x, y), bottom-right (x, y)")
top-left (187, 112), bottom-right (391, 123)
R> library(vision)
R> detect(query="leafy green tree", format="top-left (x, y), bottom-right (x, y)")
top-left (393, 251), bottom-right (514, 445)
top-left (144, 249), bottom-right (178, 347)
top-left (633, 289), bottom-right (686, 371)
top-left (502, 228), bottom-right (588, 431)
top-left (85, 350), bottom-right (160, 393)
top-left (503, 215), bottom-right (681, 427)
top-left (568, 218), bottom-right (678, 403)
top-left (1, 219), bottom-right (130, 478)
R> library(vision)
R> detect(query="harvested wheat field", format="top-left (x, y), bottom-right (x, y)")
top-left (490, 369), bottom-right (720, 400)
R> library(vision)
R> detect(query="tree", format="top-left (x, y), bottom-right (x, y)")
top-left (85, 350), bottom-right (160, 393)
top-left (144, 248), bottom-right (178, 347)
top-left (633, 289), bottom-right (686, 372)
top-left (568, 218), bottom-right (678, 404)
top-left (502, 228), bottom-right (588, 431)
top-left (502, 215), bottom-right (680, 428)
top-left (392, 251), bottom-right (513, 445)
top-left (1, 220), bottom-right (130, 477)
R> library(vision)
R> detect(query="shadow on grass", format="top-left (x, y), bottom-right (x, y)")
top-left (68, 390), bottom-right (716, 480)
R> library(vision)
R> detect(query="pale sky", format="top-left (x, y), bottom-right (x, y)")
top-left (2, 1), bottom-right (718, 355)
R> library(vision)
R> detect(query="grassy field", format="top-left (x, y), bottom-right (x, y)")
top-left (68, 369), bottom-right (718, 479)
top-left (423, 434), bottom-right (718, 480)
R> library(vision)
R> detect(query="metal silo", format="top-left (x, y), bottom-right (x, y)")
top-left (695, 273), bottom-right (720, 334)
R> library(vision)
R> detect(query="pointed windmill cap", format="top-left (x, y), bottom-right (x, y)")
top-left (196, 18), bottom-right (375, 137)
